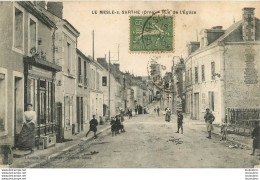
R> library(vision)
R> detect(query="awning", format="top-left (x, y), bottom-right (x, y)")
top-left (24, 56), bottom-right (62, 72)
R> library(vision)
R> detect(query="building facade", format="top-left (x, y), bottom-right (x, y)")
top-left (40, 2), bottom-right (80, 139)
top-left (0, 1), bottom-right (61, 146)
top-left (89, 58), bottom-right (104, 122)
top-left (76, 49), bottom-right (91, 133)
top-left (184, 8), bottom-right (260, 123)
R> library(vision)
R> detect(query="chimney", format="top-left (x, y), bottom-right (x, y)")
top-left (114, 63), bottom-right (120, 72)
top-left (242, 7), bottom-right (255, 41)
top-left (187, 41), bottom-right (200, 55)
top-left (97, 58), bottom-right (108, 69)
top-left (200, 27), bottom-right (224, 48)
top-left (47, 2), bottom-right (63, 19)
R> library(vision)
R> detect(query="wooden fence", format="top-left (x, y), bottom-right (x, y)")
top-left (226, 108), bottom-right (260, 125)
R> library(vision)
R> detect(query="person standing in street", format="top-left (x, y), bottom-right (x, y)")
top-left (157, 106), bottom-right (160, 116)
top-left (86, 115), bottom-right (98, 138)
top-left (176, 111), bottom-right (183, 134)
top-left (165, 108), bottom-right (171, 122)
top-left (251, 121), bottom-right (260, 156)
top-left (204, 108), bottom-right (215, 139)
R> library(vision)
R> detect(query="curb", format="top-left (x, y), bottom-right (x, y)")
top-left (25, 126), bottom-right (110, 168)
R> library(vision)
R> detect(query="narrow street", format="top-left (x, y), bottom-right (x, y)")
top-left (41, 111), bottom-right (259, 168)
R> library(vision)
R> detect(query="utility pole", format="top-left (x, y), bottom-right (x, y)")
top-left (108, 45), bottom-right (120, 120)
top-left (92, 30), bottom-right (95, 60)
top-left (108, 50), bottom-right (111, 120)
top-left (118, 44), bottom-right (120, 61)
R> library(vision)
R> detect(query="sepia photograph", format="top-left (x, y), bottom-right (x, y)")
top-left (0, 0), bottom-right (259, 173)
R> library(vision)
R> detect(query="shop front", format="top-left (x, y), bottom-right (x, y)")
top-left (23, 56), bottom-right (61, 148)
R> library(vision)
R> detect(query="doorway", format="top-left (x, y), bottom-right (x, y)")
top-left (14, 76), bottom-right (23, 144)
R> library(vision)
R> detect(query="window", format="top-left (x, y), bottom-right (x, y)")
top-left (0, 73), bottom-right (7, 134)
top-left (13, 6), bottom-right (24, 52)
top-left (195, 67), bottom-right (198, 83)
top-left (65, 96), bottom-right (72, 126)
top-left (102, 76), bottom-right (107, 86)
top-left (187, 69), bottom-right (190, 84)
top-left (201, 65), bottom-right (205, 82)
top-left (97, 72), bottom-right (100, 90)
top-left (93, 70), bottom-right (96, 89)
top-left (84, 61), bottom-right (87, 85)
top-left (29, 18), bottom-right (37, 55)
top-left (189, 68), bottom-right (192, 84)
top-left (78, 57), bottom-right (82, 83)
top-left (208, 91), bottom-right (214, 111)
top-left (202, 93), bottom-right (206, 110)
top-left (211, 61), bottom-right (215, 80)
top-left (67, 42), bottom-right (71, 72)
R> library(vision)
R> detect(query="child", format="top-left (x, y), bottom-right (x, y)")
top-left (176, 111), bottom-right (183, 134)
top-left (220, 123), bottom-right (227, 141)
top-left (110, 117), bottom-right (117, 136)
top-left (85, 115), bottom-right (98, 138)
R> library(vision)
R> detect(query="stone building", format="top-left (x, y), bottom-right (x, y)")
top-left (89, 57), bottom-right (104, 122)
top-left (76, 49), bottom-right (91, 133)
top-left (97, 58), bottom-right (122, 119)
top-left (172, 58), bottom-right (185, 113)
top-left (39, 2), bottom-right (80, 139)
top-left (184, 7), bottom-right (260, 123)
top-left (0, 1), bottom-right (61, 146)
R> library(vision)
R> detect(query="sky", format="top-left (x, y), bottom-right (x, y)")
top-left (63, 1), bottom-right (260, 76)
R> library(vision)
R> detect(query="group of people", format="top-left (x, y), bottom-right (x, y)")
top-left (85, 114), bottom-right (126, 138)
top-left (110, 115), bottom-right (126, 136)
top-left (14, 103), bottom-right (260, 157)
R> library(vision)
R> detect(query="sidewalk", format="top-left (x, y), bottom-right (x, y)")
top-left (181, 115), bottom-right (252, 149)
top-left (8, 123), bottom-right (110, 168)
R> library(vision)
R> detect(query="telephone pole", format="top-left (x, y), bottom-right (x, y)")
top-left (108, 50), bottom-right (111, 120)
top-left (92, 30), bottom-right (95, 60)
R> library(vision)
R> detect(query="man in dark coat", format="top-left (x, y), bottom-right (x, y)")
top-left (251, 121), bottom-right (260, 155)
top-left (204, 108), bottom-right (215, 139)
top-left (176, 111), bottom-right (183, 134)
top-left (86, 115), bottom-right (98, 138)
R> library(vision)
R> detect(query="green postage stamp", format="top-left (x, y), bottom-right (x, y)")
top-left (130, 16), bottom-right (174, 53)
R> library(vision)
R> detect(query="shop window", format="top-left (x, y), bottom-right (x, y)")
top-left (13, 6), bottom-right (24, 52)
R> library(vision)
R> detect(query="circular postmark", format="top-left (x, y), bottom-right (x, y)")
top-left (147, 56), bottom-right (175, 94)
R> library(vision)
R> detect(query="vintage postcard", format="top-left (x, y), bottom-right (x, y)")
top-left (0, 1), bottom-right (260, 171)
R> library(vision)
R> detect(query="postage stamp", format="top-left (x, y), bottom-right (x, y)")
top-left (129, 15), bottom-right (174, 53)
